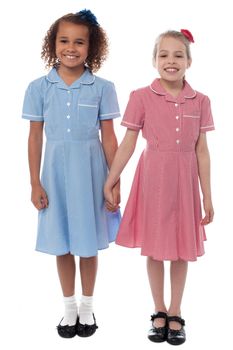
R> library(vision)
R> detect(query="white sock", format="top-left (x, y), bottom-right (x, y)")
top-left (79, 295), bottom-right (94, 325)
top-left (60, 295), bottom-right (78, 326)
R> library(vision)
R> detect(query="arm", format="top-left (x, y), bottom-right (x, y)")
top-left (195, 133), bottom-right (214, 225)
top-left (28, 121), bottom-right (48, 210)
top-left (104, 128), bottom-right (139, 207)
top-left (100, 119), bottom-right (120, 212)
top-left (100, 119), bottom-right (118, 169)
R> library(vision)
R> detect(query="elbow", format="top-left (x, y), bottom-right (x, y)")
top-left (196, 147), bottom-right (209, 159)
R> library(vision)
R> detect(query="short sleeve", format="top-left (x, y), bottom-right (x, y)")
top-left (22, 82), bottom-right (44, 121)
top-left (121, 91), bottom-right (145, 130)
top-left (99, 82), bottom-right (121, 120)
top-left (200, 95), bottom-right (215, 132)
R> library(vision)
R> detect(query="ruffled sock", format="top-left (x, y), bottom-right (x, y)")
top-left (60, 295), bottom-right (78, 326)
top-left (79, 295), bottom-right (94, 325)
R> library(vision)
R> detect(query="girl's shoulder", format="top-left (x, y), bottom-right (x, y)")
top-left (194, 89), bottom-right (211, 102)
top-left (26, 73), bottom-right (50, 93)
top-left (93, 74), bottom-right (116, 89)
top-left (185, 81), bottom-right (211, 102)
top-left (127, 85), bottom-right (151, 101)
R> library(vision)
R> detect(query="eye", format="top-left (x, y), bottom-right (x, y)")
top-left (159, 54), bottom-right (167, 58)
top-left (60, 39), bottom-right (68, 43)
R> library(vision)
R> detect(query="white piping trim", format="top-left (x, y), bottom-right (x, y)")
top-left (80, 75), bottom-right (95, 85)
top-left (184, 91), bottom-right (197, 98)
top-left (200, 125), bottom-right (215, 129)
top-left (183, 115), bottom-right (200, 119)
top-left (150, 85), bottom-right (197, 99)
top-left (99, 112), bottom-right (120, 117)
top-left (78, 104), bottom-right (98, 108)
top-left (23, 113), bottom-right (44, 119)
top-left (122, 121), bottom-right (143, 128)
top-left (149, 85), bottom-right (165, 95)
top-left (46, 77), bottom-right (59, 83)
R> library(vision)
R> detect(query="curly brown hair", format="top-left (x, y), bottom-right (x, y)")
top-left (41, 12), bottom-right (108, 72)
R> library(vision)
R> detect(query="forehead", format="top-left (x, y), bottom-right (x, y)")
top-left (57, 21), bottom-right (89, 38)
top-left (158, 36), bottom-right (186, 52)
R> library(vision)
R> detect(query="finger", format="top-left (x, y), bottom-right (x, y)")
top-left (105, 201), bottom-right (114, 211)
top-left (106, 194), bottom-right (114, 206)
top-left (41, 195), bottom-right (49, 208)
top-left (106, 201), bottom-right (119, 212)
top-left (201, 214), bottom-right (210, 225)
top-left (34, 201), bottom-right (43, 210)
top-left (111, 195), bottom-right (117, 207)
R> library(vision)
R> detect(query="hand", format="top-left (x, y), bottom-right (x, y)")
top-left (201, 198), bottom-right (214, 225)
top-left (104, 182), bottom-right (120, 212)
top-left (112, 181), bottom-right (121, 210)
top-left (31, 184), bottom-right (49, 210)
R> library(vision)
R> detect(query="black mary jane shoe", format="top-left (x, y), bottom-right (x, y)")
top-left (167, 316), bottom-right (186, 345)
top-left (147, 311), bottom-right (167, 343)
top-left (57, 317), bottom-right (78, 338)
top-left (76, 313), bottom-right (98, 337)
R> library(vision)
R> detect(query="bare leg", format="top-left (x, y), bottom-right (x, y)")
top-left (78, 256), bottom-right (98, 326)
top-left (147, 257), bottom-right (167, 327)
top-left (168, 260), bottom-right (188, 330)
top-left (56, 253), bottom-right (76, 296)
top-left (80, 256), bottom-right (98, 296)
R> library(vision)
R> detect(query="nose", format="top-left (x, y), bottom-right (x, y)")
top-left (167, 55), bottom-right (175, 64)
top-left (67, 43), bottom-right (76, 52)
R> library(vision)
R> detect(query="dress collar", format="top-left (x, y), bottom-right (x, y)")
top-left (46, 67), bottom-right (95, 89)
top-left (149, 78), bottom-right (196, 103)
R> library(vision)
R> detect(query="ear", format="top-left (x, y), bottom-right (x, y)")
top-left (187, 58), bottom-right (192, 69)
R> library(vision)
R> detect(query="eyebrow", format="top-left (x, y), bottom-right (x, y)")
top-left (57, 36), bottom-right (86, 41)
top-left (159, 50), bottom-right (184, 54)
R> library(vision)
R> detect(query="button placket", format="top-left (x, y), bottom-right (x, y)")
top-left (174, 103), bottom-right (181, 147)
top-left (66, 90), bottom-right (72, 135)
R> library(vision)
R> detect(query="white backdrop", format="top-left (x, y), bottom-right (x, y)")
top-left (0, 0), bottom-right (232, 349)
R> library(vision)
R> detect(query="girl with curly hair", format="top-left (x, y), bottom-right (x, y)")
top-left (22, 9), bottom-right (121, 338)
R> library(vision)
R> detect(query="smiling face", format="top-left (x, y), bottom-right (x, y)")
top-left (155, 36), bottom-right (191, 88)
top-left (55, 21), bottom-right (89, 74)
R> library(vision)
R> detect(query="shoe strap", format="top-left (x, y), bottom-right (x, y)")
top-left (151, 311), bottom-right (167, 321)
top-left (167, 316), bottom-right (185, 326)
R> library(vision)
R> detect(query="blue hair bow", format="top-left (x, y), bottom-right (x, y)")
top-left (76, 9), bottom-right (99, 26)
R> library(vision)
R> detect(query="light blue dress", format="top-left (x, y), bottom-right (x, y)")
top-left (22, 68), bottom-right (121, 257)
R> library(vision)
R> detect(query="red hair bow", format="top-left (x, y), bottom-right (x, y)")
top-left (180, 29), bottom-right (194, 43)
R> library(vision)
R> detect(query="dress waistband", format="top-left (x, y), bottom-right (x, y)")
top-left (146, 143), bottom-right (195, 153)
top-left (46, 133), bottom-right (100, 142)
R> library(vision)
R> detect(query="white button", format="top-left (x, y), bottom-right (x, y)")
top-left (176, 128), bottom-right (180, 132)
top-left (175, 103), bottom-right (178, 107)
top-left (67, 128), bottom-right (71, 132)
top-left (176, 139), bottom-right (180, 144)
top-left (176, 116), bottom-right (179, 120)
top-left (67, 115), bottom-right (70, 119)
top-left (67, 90), bottom-right (71, 94)
top-left (67, 102), bottom-right (71, 106)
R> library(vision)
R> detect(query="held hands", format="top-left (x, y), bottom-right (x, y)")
top-left (104, 181), bottom-right (121, 212)
top-left (31, 184), bottom-right (49, 210)
top-left (201, 198), bottom-right (214, 225)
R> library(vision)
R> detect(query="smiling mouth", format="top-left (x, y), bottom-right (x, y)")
top-left (64, 55), bottom-right (78, 60)
top-left (164, 68), bottom-right (179, 72)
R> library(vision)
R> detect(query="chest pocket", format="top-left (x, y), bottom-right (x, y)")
top-left (182, 114), bottom-right (200, 140)
top-left (78, 99), bottom-right (99, 127)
